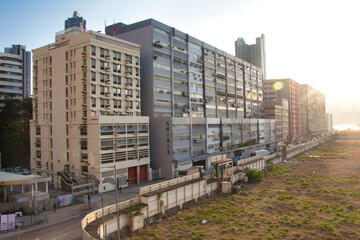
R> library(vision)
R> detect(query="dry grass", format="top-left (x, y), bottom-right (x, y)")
top-left (124, 139), bottom-right (360, 240)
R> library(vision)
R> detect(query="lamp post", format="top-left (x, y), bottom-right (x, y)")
top-left (92, 165), bottom-right (121, 240)
top-left (101, 194), bottom-right (106, 240)
top-left (114, 165), bottom-right (121, 240)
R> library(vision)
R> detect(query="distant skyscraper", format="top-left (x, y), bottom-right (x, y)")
top-left (235, 34), bottom-right (266, 79)
top-left (65, 11), bottom-right (86, 30)
top-left (0, 44), bottom-right (31, 106)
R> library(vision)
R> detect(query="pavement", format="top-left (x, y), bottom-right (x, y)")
top-left (0, 179), bottom-right (165, 239)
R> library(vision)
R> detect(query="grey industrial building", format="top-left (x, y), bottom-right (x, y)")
top-left (106, 19), bottom-right (276, 178)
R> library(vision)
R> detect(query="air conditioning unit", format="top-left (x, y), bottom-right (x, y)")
top-left (81, 65), bottom-right (87, 69)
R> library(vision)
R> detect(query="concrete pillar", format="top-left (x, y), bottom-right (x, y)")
top-left (10, 185), bottom-right (13, 191)
top-left (21, 184), bottom-right (24, 194)
top-left (45, 181), bottom-right (48, 193)
top-left (137, 166), bottom-right (140, 184)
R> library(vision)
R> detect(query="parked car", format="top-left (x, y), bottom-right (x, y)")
top-left (21, 169), bottom-right (31, 175)
top-left (2, 167), bottom-right (13, 172)
top-left (14, 167), bottom-right (22, 173)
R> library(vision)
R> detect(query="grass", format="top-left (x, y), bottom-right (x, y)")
top-left (122, 139), bottom-right (360, 240)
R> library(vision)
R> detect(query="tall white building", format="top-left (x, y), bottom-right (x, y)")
top-left (30, 14), bottom-right (151, 192)
top-left (0, 44), bottom-right (31, 108)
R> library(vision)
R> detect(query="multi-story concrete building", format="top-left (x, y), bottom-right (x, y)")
top-left (30, 14), bottom-right (150, 192)
top-left (264, 98), bottom-right (289, 143)
top-left (0, 45), bottom-right (31, 107)
top-left (106, 19), bottom-right (275, 179)
top-left (264, 79), bottom-right (327, 143)
top-left (264, 79), bottom-right (303, 143)
top-left (235, 34), bottom-right (266, 79)
top-left (302, 84), bottom-right (326, 136)
top-left (65, 11), bottom-right (86, 30)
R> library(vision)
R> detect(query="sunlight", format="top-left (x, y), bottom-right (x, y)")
top-left (333, 124), bottom-right (360, 131)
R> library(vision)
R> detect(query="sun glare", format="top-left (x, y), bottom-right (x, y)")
top-left (333, 124), bottom-right (360, 131)
top-left (273, 81), bottom-right (284, 91)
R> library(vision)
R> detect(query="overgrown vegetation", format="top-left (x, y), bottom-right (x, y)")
top-left (123, 139), bottom-right (360, 240)
top-left (244, 168), bottom-right (264, 183)
top-left (0, 98), bottom-right (32, 168)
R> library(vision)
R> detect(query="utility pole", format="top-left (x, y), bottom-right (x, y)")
top-left (114, 165), bottom-right (120, 239)
top-left (102, 194), bottom-right (106, 240)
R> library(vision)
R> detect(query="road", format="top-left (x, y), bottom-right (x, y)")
top-left (2, 217), bottom-right (82, 240)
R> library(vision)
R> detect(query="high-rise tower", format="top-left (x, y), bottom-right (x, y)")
top-left (235, 34), bottom-right (266, 80)
top-left (30, 13), bottom-right (150, 192)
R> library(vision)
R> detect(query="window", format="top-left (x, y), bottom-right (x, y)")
top-left (125, 54), bottom-right (132, 63)
top-left (80, 140), bottom-right (87, 150)
top-left (91, 46), bottom-right (96, 56)
top-left (91, 98), bottom-right (96, 107)
top-left (66, 52), bottom-right (68, 61)
top-left (113, 75), bottom-right (121, 85)
top-left (91, 59), bottom-right (96, 68)
top-left (36, 150), bottom-right (41, 158)
top-left (91, 85), bottom-right (96, 94)
top-left (91, 71), bottom-right (96, 81)
top-left (36, 126), bottom-right (41, 135)
top-left (125, 66), bottom-right (132, 75)
top-left (100, 86), bottom-right (104, 95)
top-left (113, 99), bottom-right (121, 108)
top-left (100, 48), bottom-right (104, 57)
top-left (100, 73), bottom-right (104, 83)
top-left (100, 61), bottom-right (104, 70)
top-left (113, 63), bottom-right (120, 73)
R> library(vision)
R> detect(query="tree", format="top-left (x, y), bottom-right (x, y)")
top-left (0, 98), bottom-right (32, 168)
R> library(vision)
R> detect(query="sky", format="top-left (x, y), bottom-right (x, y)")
top-left (1, 0), bottom-right (360, 124)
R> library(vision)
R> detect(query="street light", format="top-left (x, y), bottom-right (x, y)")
top-left (92, 165), bottom-right (121, 240)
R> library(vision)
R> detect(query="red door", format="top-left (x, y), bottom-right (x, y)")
top-left (128, 167), bottom-right (137, 185)
top-left (140, 165), bottom-right (148, 183)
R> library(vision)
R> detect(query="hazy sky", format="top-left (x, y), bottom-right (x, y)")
top-left (1, 0), bottom-right (359, 120)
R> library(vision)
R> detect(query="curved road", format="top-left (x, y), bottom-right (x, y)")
top-left (3, 217), bottom-right (82, 240)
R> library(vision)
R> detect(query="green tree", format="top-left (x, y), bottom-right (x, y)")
top-left (0, 98), bottom-right (32, 169)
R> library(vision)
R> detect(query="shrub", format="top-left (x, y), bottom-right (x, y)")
top-left (244, 168), bottom-right (264, 183)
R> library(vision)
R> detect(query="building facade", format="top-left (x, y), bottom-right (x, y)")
top-left (0, 45), bottom-right (31, 106)
top-left (264, 79), bottom-right (327, 143)
top-left (264, 98), bottom-right (289, 143)
top-left (264, 79), bottom-right (303, 143)
top-left (235, 34), bottom-right (266, 79)
top-left (30, 18), bottom-right (150, 192)
top-left (106, 19), bottom-right (276, 179)
top-left (302, 84), bottom-right (326, 136)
